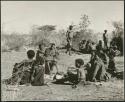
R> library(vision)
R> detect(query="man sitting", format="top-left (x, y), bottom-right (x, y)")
top-left (86, 51), bottom-right (110, 82)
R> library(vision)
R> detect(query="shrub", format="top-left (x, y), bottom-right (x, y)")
top-left (1, 33), bottom-right (26, 51)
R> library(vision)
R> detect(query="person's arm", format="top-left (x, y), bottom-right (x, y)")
top-left (30, 64), bottom-right (36, 82)
top-left (16, 60), bottom-right (26, 68)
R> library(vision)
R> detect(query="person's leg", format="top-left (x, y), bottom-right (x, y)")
top-left (104, 41), bottom-right (106, 49)
top-left (32, 69), bottom-right (44, 86)
top-left (112, 59), bottom-right (116, 72)
top-left (99, 65), bottom-right (106, 81)
top-left (92, 64), bottom-right (100, 81)
top-left (104, 41), bottom-right (108, 49)
top-left (45, 61), bottom-right (51, 75)
top-left (69, 48), bottom-right (71, 55)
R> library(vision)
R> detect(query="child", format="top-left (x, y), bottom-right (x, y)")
top-left (54, 58), bottom-right (86, 88)
top-left (72, 58), bottom-right (86, 87)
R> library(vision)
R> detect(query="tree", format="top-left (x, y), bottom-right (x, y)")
top-left (37, 25), bottom-right (56, 31)
top-left (111, 21), bottom-right (124, 55)
top-left (31, 25), bottom-right (56, 46)
top-left (79, 14), bottom-right (91, 32)
top-left (72, 14), bottom-right (92, 50)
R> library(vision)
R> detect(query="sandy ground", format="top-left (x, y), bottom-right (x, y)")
top-left (1, 51), bottom-right (124, 101)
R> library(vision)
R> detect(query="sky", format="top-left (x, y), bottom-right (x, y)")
top-left (1, 1), bottom-right (124, 34)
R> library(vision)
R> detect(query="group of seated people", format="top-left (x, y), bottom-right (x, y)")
top-left (79, 40), bottom-right (96, 53)
top-left (3, 41), bottom-right (119, 88)
top-left (3, 43), bottom-right (59, 86)
top-left (54, 44), bottom-right (119, 87)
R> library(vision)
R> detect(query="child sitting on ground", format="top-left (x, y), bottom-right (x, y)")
top-left (53, 58), bottom-right (86, 88)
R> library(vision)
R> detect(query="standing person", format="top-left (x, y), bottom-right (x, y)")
top-left (44, 43), bottom-right (59, 75)
top-left (66, 40), bottom-right (72, 55)
top-left (36, 44), bottom-right (45, 59)
top-left (66, 25), bottom-right (73, 43)
top-left (65, 25), bottom-right (73, 55)
top-left (103, 30), bottom-right (108, 49)
top-left (36, 44), bottom-right (45, 64)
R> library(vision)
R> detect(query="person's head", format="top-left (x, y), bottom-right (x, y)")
top-left (86, 40), bottom-right (90, 44)
top-left (50, 43), bottom-right (56, 49)
top-left (82, 40), bottom-right (86, 44)
top-left (75, 58), bottom-right (84, 68)
top-left (112, 46), bottom-right (117, 50)
top-left (69, 25), bottom-right (73, 30)
top-left (27, 50), bottom-right (35, 59)
top-left (39, 44), bottom-right (45, 50)
top-left (39, 44), bottom-right (42, 50)
top-left (92, 42), bottom-right (95, 45)
top-left (36, 56), bottom-right (44, 65)
top-left (104, 30), bottom-right (107, 33)
top-left (99, 40), bottom-right (102, 45)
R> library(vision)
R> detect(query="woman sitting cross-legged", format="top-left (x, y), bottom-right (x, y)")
top-left (2, 50), bottom-right (36, 85)
top-left (31, 56), bottom-right (45, 86)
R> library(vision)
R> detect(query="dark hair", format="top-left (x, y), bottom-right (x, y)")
top-left (75, 59), bottom-right (84, 66)
top-left (104, 30), bottom-right (107, 32)
top-left (39, 44), bottom-right (41, 49)
top-left (69, 25), bottom-right (73, 30)
top-left (27, 50), bottom-right (35, 59)
top-left (99, 40), bottom-right (102, 44)
top-left (51, 43), bottom-right (55, 47)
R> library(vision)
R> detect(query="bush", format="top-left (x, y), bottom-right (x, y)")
top-left (111, 21), bottom-right (124, 55)
top-left (1, 33), bottom-right (26, 51)
top-left (72, 29), bottom-right (98, 50)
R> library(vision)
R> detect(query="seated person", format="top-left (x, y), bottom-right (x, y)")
top-left (96, 40), bottom-right (104, 51)
top-left (86, 51), bottom-right (110, 82)
top-left (31, 56), bottom-right (45, 86)
top-left (79, 40), bottom-right (86, 53)
top-left (107, 46), bottom-right (120, 75)
top-left (96, 49), bottom-right (108, 70)
top-left (53, 59), bottom-right (86, 88)
top-left (85, 40), bottom-right (92, 53)
top-left (3, 50), bottom-right (35, 85)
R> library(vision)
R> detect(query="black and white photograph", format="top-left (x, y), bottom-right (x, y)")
top-left (1, 1), bottom-right (124, 101)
